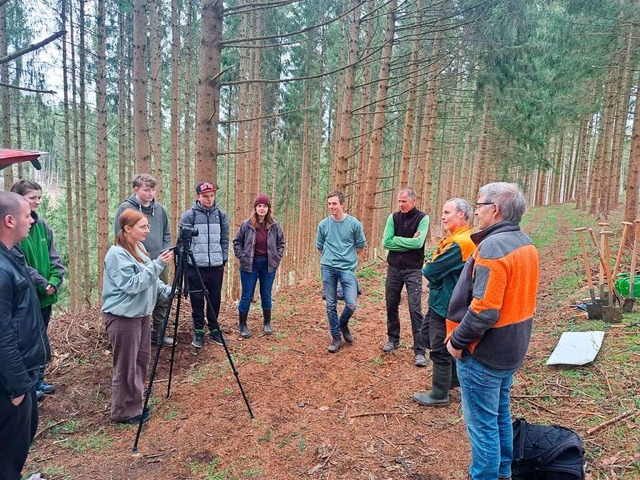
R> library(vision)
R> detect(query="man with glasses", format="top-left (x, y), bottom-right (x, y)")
top-left (445, 183), bottom-right (540, 480)
top-left (114, 174), bottom-right (173, 346)
top-left (180, 182), bottom-right (229, 349)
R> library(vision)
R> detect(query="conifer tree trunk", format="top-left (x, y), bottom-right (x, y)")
top-left (149, 0), bottom-right (163, 198)
top-left (194, 0), bottom-right (223, 182)
top-left (170, 0), bottom-right (181, 233)
top-left (333, 0), bottom-right (360, 192)
top-left (597, 68), bottom-right (617, 217)
top-left (96, 0), bottom-right (108, 286)
top-left (117, 7), bottom-right (129, 203)
top-left (78, 0), bottom-right (90, 307)
top-left (61, 0), bottom-right (78, 311)
top-left (183, 0), bottom-right (194, 206)
top-left (624, 77), bottom-right (640, 225)
top-left (133, 0), bottom-right (151, 173)
top-left (361, 0), bottom-right (396, 247)
top-left (1, 3), bottom-right (13, 188)
top-left (575, 114), bottom-right (592, 210)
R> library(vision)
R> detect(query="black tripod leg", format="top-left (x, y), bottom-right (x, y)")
top-left (187, 250), bottom-right (254, 419)
top-left (132, 252), bottom-right (185, 452)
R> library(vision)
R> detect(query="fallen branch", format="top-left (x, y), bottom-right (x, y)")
top-left (34, 419), bottom-right (69, 440)
top-left (586, 409), bottom-right (637, 436)
top-left (350, 410), bottom-right (420, 418)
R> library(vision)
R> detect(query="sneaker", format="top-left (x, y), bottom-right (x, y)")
top-left (382, 341), bottom-right (399, 353)
top-left (152, 335), bottom-right (175, 347)
top-left (414, 354), bottom-right (427, 367)
top-left (192, 332), bottom-right (204, 348)
top-left (340, 324), bottom-right (353, 343)
top-left (327, 337), bottom-right (342, 353)
top-left (209, 329), bottom-right (224, 346)
top-left (36, 390), bottom-right (45, 402)
top-left (37, 381), bottom-right (55, 394)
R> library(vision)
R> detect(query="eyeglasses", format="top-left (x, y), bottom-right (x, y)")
top-left (138, 224), bottom-right (151, 231)
top-left (475, 202), bottom-right (494, 208)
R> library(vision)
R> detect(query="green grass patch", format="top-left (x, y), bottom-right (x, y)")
top-left (258, 429), bottom-right (272, 444)
top-left (49, 419), bottom-right (80, 436)
top-left (274, 331), bottom-right (289, 340)
top-left (357, 266), bottom-right (382, 279)
top-left (164, 409), bottom-right (179, 420)
top-left (190, 457), bottom-right (234, 480)
top-left (58, 430), bottom-right (113, 453)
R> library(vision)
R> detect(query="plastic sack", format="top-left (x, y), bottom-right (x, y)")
top-left (614, 273), bottom-right (640, 298)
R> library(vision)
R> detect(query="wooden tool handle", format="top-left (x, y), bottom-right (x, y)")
top-left (629, 220), bottom-right (640, 296)
top-left (589, 228), bottom-right (608, 283)
top-left (575, 228), bottom-right (594, 290)
top-left (613, 222), bottom-right (632, 279)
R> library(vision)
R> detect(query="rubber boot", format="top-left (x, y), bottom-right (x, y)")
top-left (263, 309), bottom-right (273, 335)
top-left (411, 362), bottom-right (451, 407)
top-left (239, 311), bottom-right (251, 338)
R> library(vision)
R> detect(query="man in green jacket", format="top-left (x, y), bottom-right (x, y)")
top-left (382, 187), bottom-right (429, 367)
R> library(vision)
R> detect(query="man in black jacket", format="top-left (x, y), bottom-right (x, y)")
top-left (0, 191), bottom-right (51, 480)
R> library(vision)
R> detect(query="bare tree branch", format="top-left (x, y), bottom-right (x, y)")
top-left (0, 82), bottom-right (56, 94)
top-left (0, 30), bottom-right (66, 65)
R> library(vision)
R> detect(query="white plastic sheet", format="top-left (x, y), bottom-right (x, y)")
top-left (546, 331), bottom-right (605, 366)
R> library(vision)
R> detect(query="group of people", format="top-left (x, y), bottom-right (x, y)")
top-left (105, 175), bottom-right (286, 425)
top-left (1, 174), bottom-right (539, 480)
top-left (316, 183), bottom-right (539, 480)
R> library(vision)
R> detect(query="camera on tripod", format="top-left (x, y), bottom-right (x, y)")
top-left (178, 224), bottom-right (199, 244)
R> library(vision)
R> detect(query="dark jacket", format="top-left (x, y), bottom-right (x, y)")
top-left (0, 244), bottom-right (51, 399)
top-left (114, 196), bottom-right (172, 260)
top-left (180, 201), bottom-right (229, 268)
top-left (233, 219), bottom-right (285, 273)
top-left (445, 221), bottom-right (539, 370)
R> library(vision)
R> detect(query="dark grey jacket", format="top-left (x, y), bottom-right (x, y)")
top-left (114, 196), bottom-right (172, 260)
top-left (233, 219), bottom-right (285, 273)
top-left (0, 244), bottom-right (50, 399)
top-left (180, 201), bottom-right (229, 267)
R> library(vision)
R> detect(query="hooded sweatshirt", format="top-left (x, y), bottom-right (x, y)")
top-left (114, 196), bottom-right (172, 260)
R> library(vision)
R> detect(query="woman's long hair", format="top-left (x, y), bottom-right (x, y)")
top-left (114, 209), bottom-right (149, 263)
top-left (249, 208), bottom-right (274, 230)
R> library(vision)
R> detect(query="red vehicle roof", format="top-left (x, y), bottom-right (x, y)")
top-left (0, 149), bottom-right (44, 169)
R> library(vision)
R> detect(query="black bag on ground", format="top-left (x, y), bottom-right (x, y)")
top-left (512, 417), bottom-right (585, 480)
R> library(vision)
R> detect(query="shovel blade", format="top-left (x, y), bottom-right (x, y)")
top-left (622, 297), bottom-right (635, 313)
top-left (602, 305), bottom-right (623, 323)
top-left (586, 303), bottom-right (602, 319)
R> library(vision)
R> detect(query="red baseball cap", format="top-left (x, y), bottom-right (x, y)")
top-left (195, 182), bottom-right (218, 194)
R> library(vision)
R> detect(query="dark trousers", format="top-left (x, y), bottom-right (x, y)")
top-left (151, 267), bottom-right (169, 341)
top-left (0, 386), bottom-right (38, 480)
top-left (422, 308), bottom-right (451, 367)
top-left (385, 265), bottom-right (425, 355)
top-left (187, 265), bottom-right (224, 331)
top-left (37, 306), bottom-right (53, 383)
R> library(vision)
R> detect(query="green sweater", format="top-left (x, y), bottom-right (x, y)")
top-left (20, 212), bottom-right (65, 308)
top-left (316, 215), bottom-right (366, 271)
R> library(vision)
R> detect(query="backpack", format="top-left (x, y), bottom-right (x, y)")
top-left (512, 417), bottom-right (585, 480)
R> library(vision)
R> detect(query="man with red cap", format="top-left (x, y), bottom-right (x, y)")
top-left (180, 182), bottom-right (229, 348)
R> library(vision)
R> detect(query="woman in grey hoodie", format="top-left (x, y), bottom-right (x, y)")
top-left (102, 209), bottom-right (172, 424)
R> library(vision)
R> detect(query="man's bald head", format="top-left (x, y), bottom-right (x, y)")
top-left (0, 191), bottom-right (27, 220)
top-left (0, 191), bottom-right (32, 248)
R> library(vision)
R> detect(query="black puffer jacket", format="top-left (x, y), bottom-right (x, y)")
top-left (0, 244), bottom-right (50, 399)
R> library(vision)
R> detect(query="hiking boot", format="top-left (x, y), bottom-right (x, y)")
top-left (414, 354), bottom-right (427, 367)
top-left (192, 332), bottom-right (204, 348)
top-left (116, 408), bottom-right (152, 425)
top-left (36, 390), bottom-right (45, 402)
top-left (37, 381), bottom-right (56, 394)
top-left (382, 340), bottom-right (399, 352)
top-left (209, 329), bottom-right (224, 346)
top-left (327, 336), bottom-right (342, 353)
top-left (340, 323), bottom-right (353, 343)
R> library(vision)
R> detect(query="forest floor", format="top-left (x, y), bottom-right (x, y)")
top-left (25, 203), bottom-right (640, 480)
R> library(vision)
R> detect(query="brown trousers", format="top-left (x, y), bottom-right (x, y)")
top-left (103, 312), bottom-right (151, 422)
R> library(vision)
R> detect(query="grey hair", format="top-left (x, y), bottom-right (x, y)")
top-left (446, 197), bottom-right (472, 221)
top-left (478, 182), bottom-right (526, 223)
top-left (398, 187), bottom-right (416, 200)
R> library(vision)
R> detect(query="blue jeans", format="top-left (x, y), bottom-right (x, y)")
top-left (239, 257), bottom-right (276, 312)
top-left (321, 265), bottom-right (358, 338)
top-left (456, 356), bottom-right (516, 480)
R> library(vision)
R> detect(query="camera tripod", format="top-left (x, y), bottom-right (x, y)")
top-left (132, 237), bottom-right (254, 452)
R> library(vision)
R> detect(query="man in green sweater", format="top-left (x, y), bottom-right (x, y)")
top-left (382, 187), bottom-right (429, 367)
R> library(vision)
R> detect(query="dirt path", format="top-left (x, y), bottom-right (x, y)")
top-left (27, 206), bottom-right (631, 479)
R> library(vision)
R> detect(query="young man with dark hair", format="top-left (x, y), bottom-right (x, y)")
top-left (316, 191), bottom-right (366, 353)
top-left (114, 174), bottom-right (173, 346)
top-left (180, 182), bottom-right (229, 349)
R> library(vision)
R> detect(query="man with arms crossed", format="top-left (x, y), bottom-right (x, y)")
top-left (382, 187), bottom-right (429, 367)
top-left (446, 183), bottom-right (539, 480)
top-left (413, 198), bottom-right (474, 406)
top-left (114, 174), bottom-right (173, 346)
top-left (0, 192), bottom-right (50, 479)
top-left (317, 191), bottom-right (366, 353)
